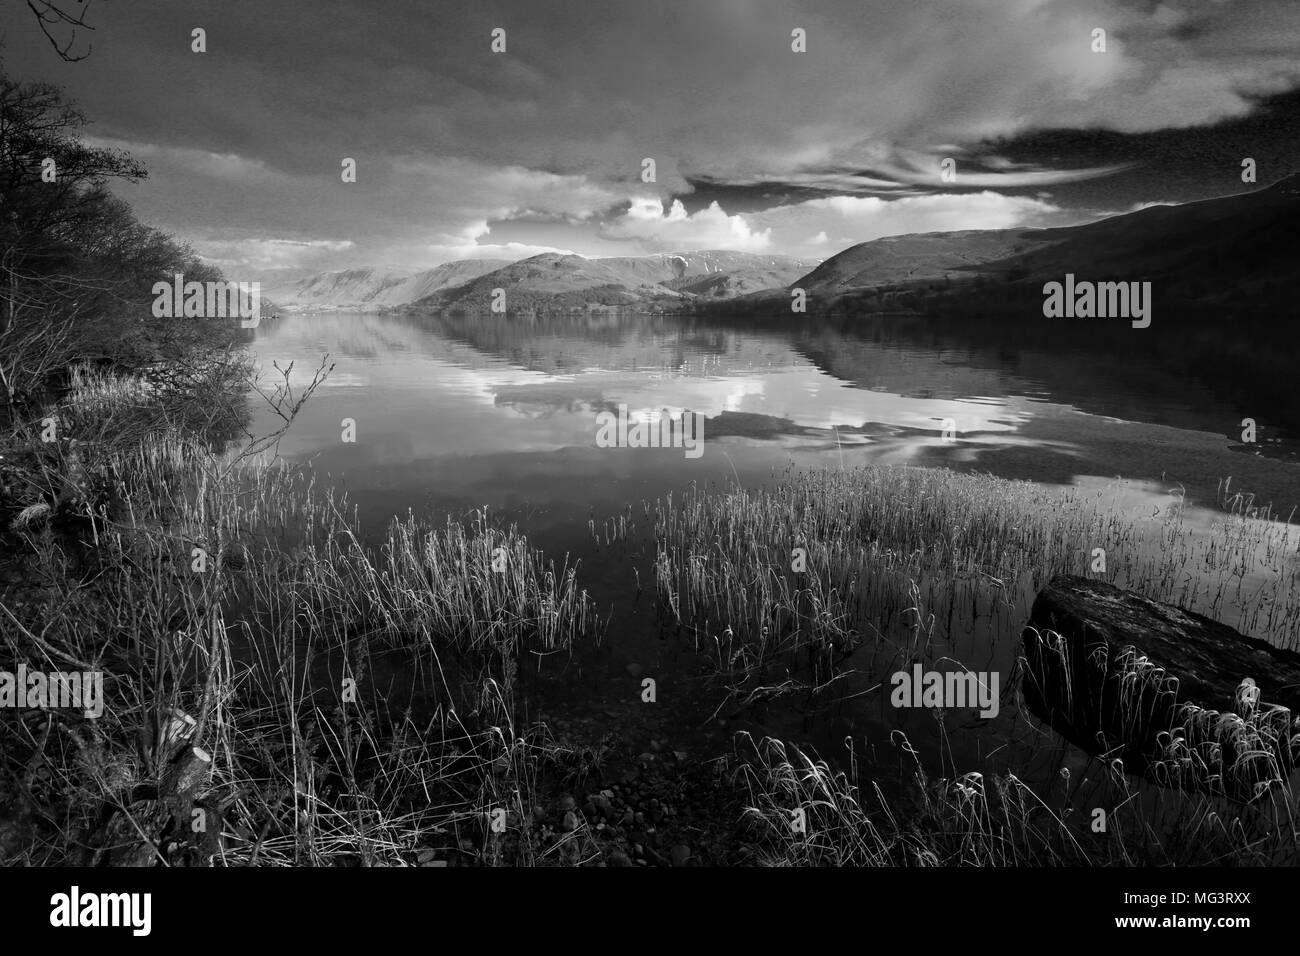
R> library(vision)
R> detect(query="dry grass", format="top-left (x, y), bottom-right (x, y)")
top-left (0, 368), bottom-right (601, 865)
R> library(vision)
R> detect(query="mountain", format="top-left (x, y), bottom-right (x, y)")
top-left (786, 173), bottom-right (1300, 309)
top-left (739, 174), bottom-right (1300, 436)
top-left (407, 250), bottom-right (820, 313)
top-left (790, 229), bottom-right (1031, 296)
top-left (264, 260), bottom-right (510, 312)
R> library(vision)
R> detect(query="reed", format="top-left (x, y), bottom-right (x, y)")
top-left (728, 729), bottom-right (1297, 866)
top-left (0, 368), bottom-right (600, 865)
top-left (653, 466), bottom-right (1300, 674)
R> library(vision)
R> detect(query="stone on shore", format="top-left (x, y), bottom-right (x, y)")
top-left (1020, 575), bottom-right (1300, 802)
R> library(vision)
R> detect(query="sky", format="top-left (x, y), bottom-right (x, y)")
top-left (3, 0), bottom-right (1298, 281)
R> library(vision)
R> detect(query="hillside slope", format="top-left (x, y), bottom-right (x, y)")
top-left (265, 260), bottom-right (510, 312)
top-left (786, 174), bottom-right (1300, 308)
top-left (408, 251), bottom-right (819, 313)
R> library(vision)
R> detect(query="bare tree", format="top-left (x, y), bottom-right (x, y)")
top-left (21, 0), bottom-right (101, 62)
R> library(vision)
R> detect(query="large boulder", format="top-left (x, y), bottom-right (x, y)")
top-left (1020, 575), bottom-right (1300, 803)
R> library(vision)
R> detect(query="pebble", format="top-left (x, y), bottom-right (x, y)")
top-left (561, 810), bottom-right (579, 832)
top-left (670, 844), bottom-right (691, 867)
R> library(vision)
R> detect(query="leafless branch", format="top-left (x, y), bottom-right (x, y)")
top-left (23, 0), bottom-right (99, 62)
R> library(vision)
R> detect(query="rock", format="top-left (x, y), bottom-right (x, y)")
top-left (416, 848), bottom-right (438, 864)
top-left (665, 842), bottom-right (696, 868)
top-left (607, 849), bottom-right (634, 867)
top-left (559, 794), bottom-right (576, 812)
top-left (1021, 575), bottom-right (1300, 802)
top-left (161, 746), bottom-right (212, 799)
top-left (561, 810), bottom-right (579, 832)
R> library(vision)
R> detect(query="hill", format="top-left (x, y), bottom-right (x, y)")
top-left (264, 260), bottom-right (510, 312)
top-left (406, 251), bottom-right (820, 313)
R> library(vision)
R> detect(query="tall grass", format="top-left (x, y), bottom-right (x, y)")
top-left (656, 465), bottom-right (1300, 864)
top-left (653, 466), bottom-right (1300, 671)
top-left (729, 730), bottom-right (1296, 866)
top-left (0, 368), bottom-right (601, 865)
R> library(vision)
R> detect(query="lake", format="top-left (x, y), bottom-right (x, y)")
top-left (243, 309), bottom-right (1300, 802)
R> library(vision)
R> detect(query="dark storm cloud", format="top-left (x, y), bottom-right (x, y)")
top-left (2, 0), bottom-right (1297, 273)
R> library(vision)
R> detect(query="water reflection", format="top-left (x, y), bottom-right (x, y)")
top-left (248, 311), bottom-right (1300, 520)
top-left (241, 310), bottom-right (1300, 831)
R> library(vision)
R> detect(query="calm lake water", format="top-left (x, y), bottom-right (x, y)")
top-left (244, 310), bottom-right (1300, 802)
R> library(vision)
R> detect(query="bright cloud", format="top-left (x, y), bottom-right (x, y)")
top-left (600, 198), bottom-right (773, 252)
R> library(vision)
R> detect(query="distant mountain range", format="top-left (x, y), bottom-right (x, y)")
top-left (264, 251), bottom-right (819, 313)
top-left (264, 175), bottom-right (1296, 317)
